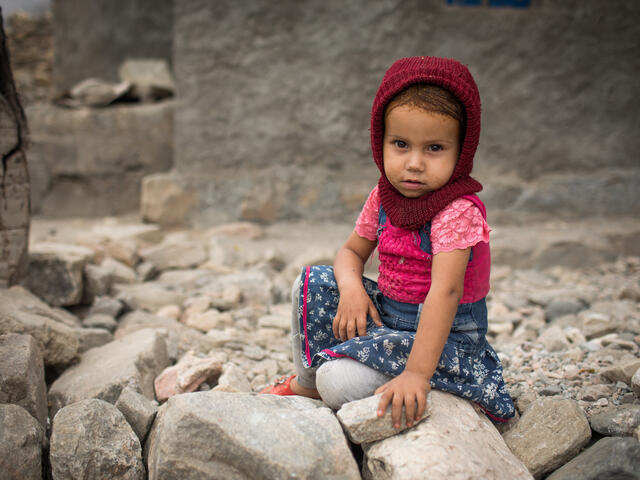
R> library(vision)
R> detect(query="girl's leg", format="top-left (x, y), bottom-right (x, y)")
top-left (289, 276), bottom-right (320, 396)
top-left (315, 358), bottom-right (392, 410)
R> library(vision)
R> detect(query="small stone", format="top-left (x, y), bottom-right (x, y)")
top-left (115, 387), bottom-right (158, 442)
top-left (594, 398), bottom-right (609, 407)
top-left (580, 384), bottom-right (613, 402)
top-left (77, 327), bottom-right (114, 353)
top-left (503, 397), bottom-right (591, 479)
top-left (243, 344), bottom-right (267, 360)
top-left (136, 261), bottom-right (157, 282)
top-left (337, 393), bottom-right (430, 444)
top-left (0, 404), bottom-right (45, 480)
top-left (538, 325), bottom-right (569, 352)
top-left (257, 314), bottom-right (290, 331)
top-left (154, 351), bottom-right (226, 402)
top-left (88, 296), bottom-right (124, 317)
top-left (632, 368), bottom-right (640, 397)
top-left (545, 298), bottom-right (584, 321)
top-left (215, 363), bottom-right (252, 392)
top-left (589, 404), bottom-right (640, 437)
top-left (82, 313), bottom-right (118, 332)
top-left (156, 304), bottom-right (181, 321)
top-left (184, 309), bottom-right (233, 332)
top-left (539, 384), bottom-right (563, 396)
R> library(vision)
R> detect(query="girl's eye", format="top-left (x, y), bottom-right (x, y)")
top-left (428, 144), bottom-right (443, 152)
top-left (394, 140), bottom-right (408, 149)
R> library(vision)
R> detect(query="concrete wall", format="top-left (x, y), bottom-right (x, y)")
top-left (167, 0), bottom-right (640, 226)
top-left (51, 0), bottom-right (173, 94)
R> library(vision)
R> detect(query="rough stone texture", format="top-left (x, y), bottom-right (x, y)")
top-left (214, 362), bottom-right (252, 392)
top-left (77, 327), bottom-right (114, 353)
top-left (589, 405), bottom-right (640, 437)
top-left (115, 387), bottom-right (158, 442)
top-left (26, 102), bottom-right (173, 217)
top-left (0, 286), bottom-right (80, 367)
top-left (139, 237), bottom-right (208, 271)
top-left (22, 242), bottom-right (94, 306)
top-left (362, 390), bottom-right (532, 480)
top-left (337, 393), bottom-right (430, 444)
top-left (546, 437), bottom-right (640, 480)
top-left (168, 0), bottom-right (640, 227)
top-left (154, 351), bottom-right (226, 402)
top-left (140, 173), bottom-right (198, 227)
top-left (115, 310), bottom-right (217, 361)
top-left (0, 404), bottom-right (44, 480)
top-left (113, 282), bottom-right (185, 312)
top-left (0, 333), bottom-right (47, 427)
top-left (50, 398), bottom-right (145, 480)
top-left (600, 359), bottom-right (640, 385)
top-left (633, 368), bottom-right (640, 397)
top-left (503, 397), bottom-right (591, 479)
top-left (0, 11), bottom-right (30, 288)
top-left (48, 328), bottom-right (169, 418)
top-left (51, 0), bottom-right (173, 94)
top-left (146, 391), bottom-right (360, 479)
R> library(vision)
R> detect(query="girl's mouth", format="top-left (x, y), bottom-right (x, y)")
top-left (401, 180), bottom-right (425, 190)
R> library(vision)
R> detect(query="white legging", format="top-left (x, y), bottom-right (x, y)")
top-left (290, 277), bottom-right (392, 410)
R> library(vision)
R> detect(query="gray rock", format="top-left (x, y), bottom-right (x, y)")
top-left (146, 391), bottom-right (360, 479)
top-left (77, 327), bottom-right (114, 353)
top-left (139, 238), bottom-right (208, 272)
top-left (362, 390), bottom-right (532, 480)
top-left (633, 368), bottom-right (640, 397)
top-left (503, 397), bottom-right (591, 479)
top-left (50, 399), bottom-right (144, 480)
top-left (0, 404), bottom-right (45, 480)
top-left (215, 363), bottom-right (252, 392)
top-left (0, 333), bottom-right (47, 427)
top-left (0, 286), bottom-right (80, 367)
top-left (115, 387), bottom-right (158, 442)
top-left (84, 263), bottom-right (114, 299)
top-left (589, 405), bottom-right (640, 437)
top-left (82, 313), bottom-right (118, 332)
top-left (140, 173), bottom-right (198, 227)
top-left (48, 328), bottom-right (169, 418)
top-left (546, 437), bottom-right (640, 480)
top-left (113, 282), bottom-right (185, 313)
top-left (545, 298), bottom-right (584, 321)
top-left (22, 242), bottom-right (94, 306)
top-left (538, 324), bottom-right (569, 352)
top-left (337, 393), bottom-right (430, 444)
top-left (88, 295), bottom-right (124, 317)
top-left (600, 359), bottom-right (640, 385)
top-left (116, 310), bottom-right (217, 361)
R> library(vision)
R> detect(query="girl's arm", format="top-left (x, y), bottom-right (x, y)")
top-left (333, 231), bottom-right (382, 340)
top-left (375, 246), bottom-right (471, 428)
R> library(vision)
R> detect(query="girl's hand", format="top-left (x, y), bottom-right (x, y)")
top-left (332, 287), bottom-right (382, 341)
top-left (375, 370), bottom-right (431, 429)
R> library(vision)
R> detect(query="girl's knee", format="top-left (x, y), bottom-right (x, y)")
top-left (316, 359), bottom-right (390, 410)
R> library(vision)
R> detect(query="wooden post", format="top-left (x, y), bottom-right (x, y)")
top-left (0, 6), bottom-right (30, 287)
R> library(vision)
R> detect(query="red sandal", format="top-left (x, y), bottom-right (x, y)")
top-left (259, 375), bottom-right (297, 395)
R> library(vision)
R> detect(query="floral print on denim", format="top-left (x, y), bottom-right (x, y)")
top-left (298, 265), bottom-right (515, 422)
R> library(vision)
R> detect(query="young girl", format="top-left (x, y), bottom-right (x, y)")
top-left (261, 56), bottom-right (515, 428)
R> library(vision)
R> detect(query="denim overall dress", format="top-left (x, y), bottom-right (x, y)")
top-left (297, 204), bottom-right (515, 422)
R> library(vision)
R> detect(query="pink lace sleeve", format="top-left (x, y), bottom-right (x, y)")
top-left (431, 198), bottom-right (490, 255)
top-left (354, 186), bottom-right (380, 241)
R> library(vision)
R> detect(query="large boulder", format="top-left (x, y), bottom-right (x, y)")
top-left (546, 437), bottom-right (640, 480)
top-left (22, 242), bottom-right (94, 306)
top-left (503, 397), bottom-right (591, 479)
top-left (0, 333), bottom-right (47, 427)
top-left (50, 398), bottom-right (145, 480)
top-left (362, 390), bottom-right (532, 480)
top-left (0, 403), bottom-right (44, 480)
top-left (48, 328), bottom-right (169, 418)
top-left (146, 391), bottom-right (360, 479)
top-left (0, 286), bottom-right (80, 367)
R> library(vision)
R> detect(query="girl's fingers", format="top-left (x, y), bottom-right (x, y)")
top-left (376, 388), bottom-right (392, 417)
top-left (332, 314), bottom-right (341, 339)
top-left (404, 394), bottom-right (416, 427)
top-left (346, 319), bottom-right (357, 339)
top-left (369, 303), bottom-right (383, 327)
top-left (415, 393), bottom-right (427, 421)
top-left (391, 393), bottom-right (404, 428)
top-left (356, 314), bottom-right (367, 337)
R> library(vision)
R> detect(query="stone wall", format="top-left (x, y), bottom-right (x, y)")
top-left (51, 0), bottom-right (173, 95)
top-left (0, 10), bottom-right (30, 287)
top-left (161, 0), bottom-right (639, 226)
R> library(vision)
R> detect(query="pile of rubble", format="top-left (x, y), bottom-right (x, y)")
top-left (0, 217), bottom-right (639, 479)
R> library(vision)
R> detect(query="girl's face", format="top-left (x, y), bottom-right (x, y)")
top-left (383, 105), bottom-right (460, 198)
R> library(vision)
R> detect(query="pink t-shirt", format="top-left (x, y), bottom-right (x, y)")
top-left (355, 186), bottom-right (490, 253)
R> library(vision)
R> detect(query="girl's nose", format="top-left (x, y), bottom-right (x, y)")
top-left (406, 153), bottom-right (424, 171)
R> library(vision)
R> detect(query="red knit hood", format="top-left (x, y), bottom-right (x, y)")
top-left (371, 56), bottom-right (483, 229)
